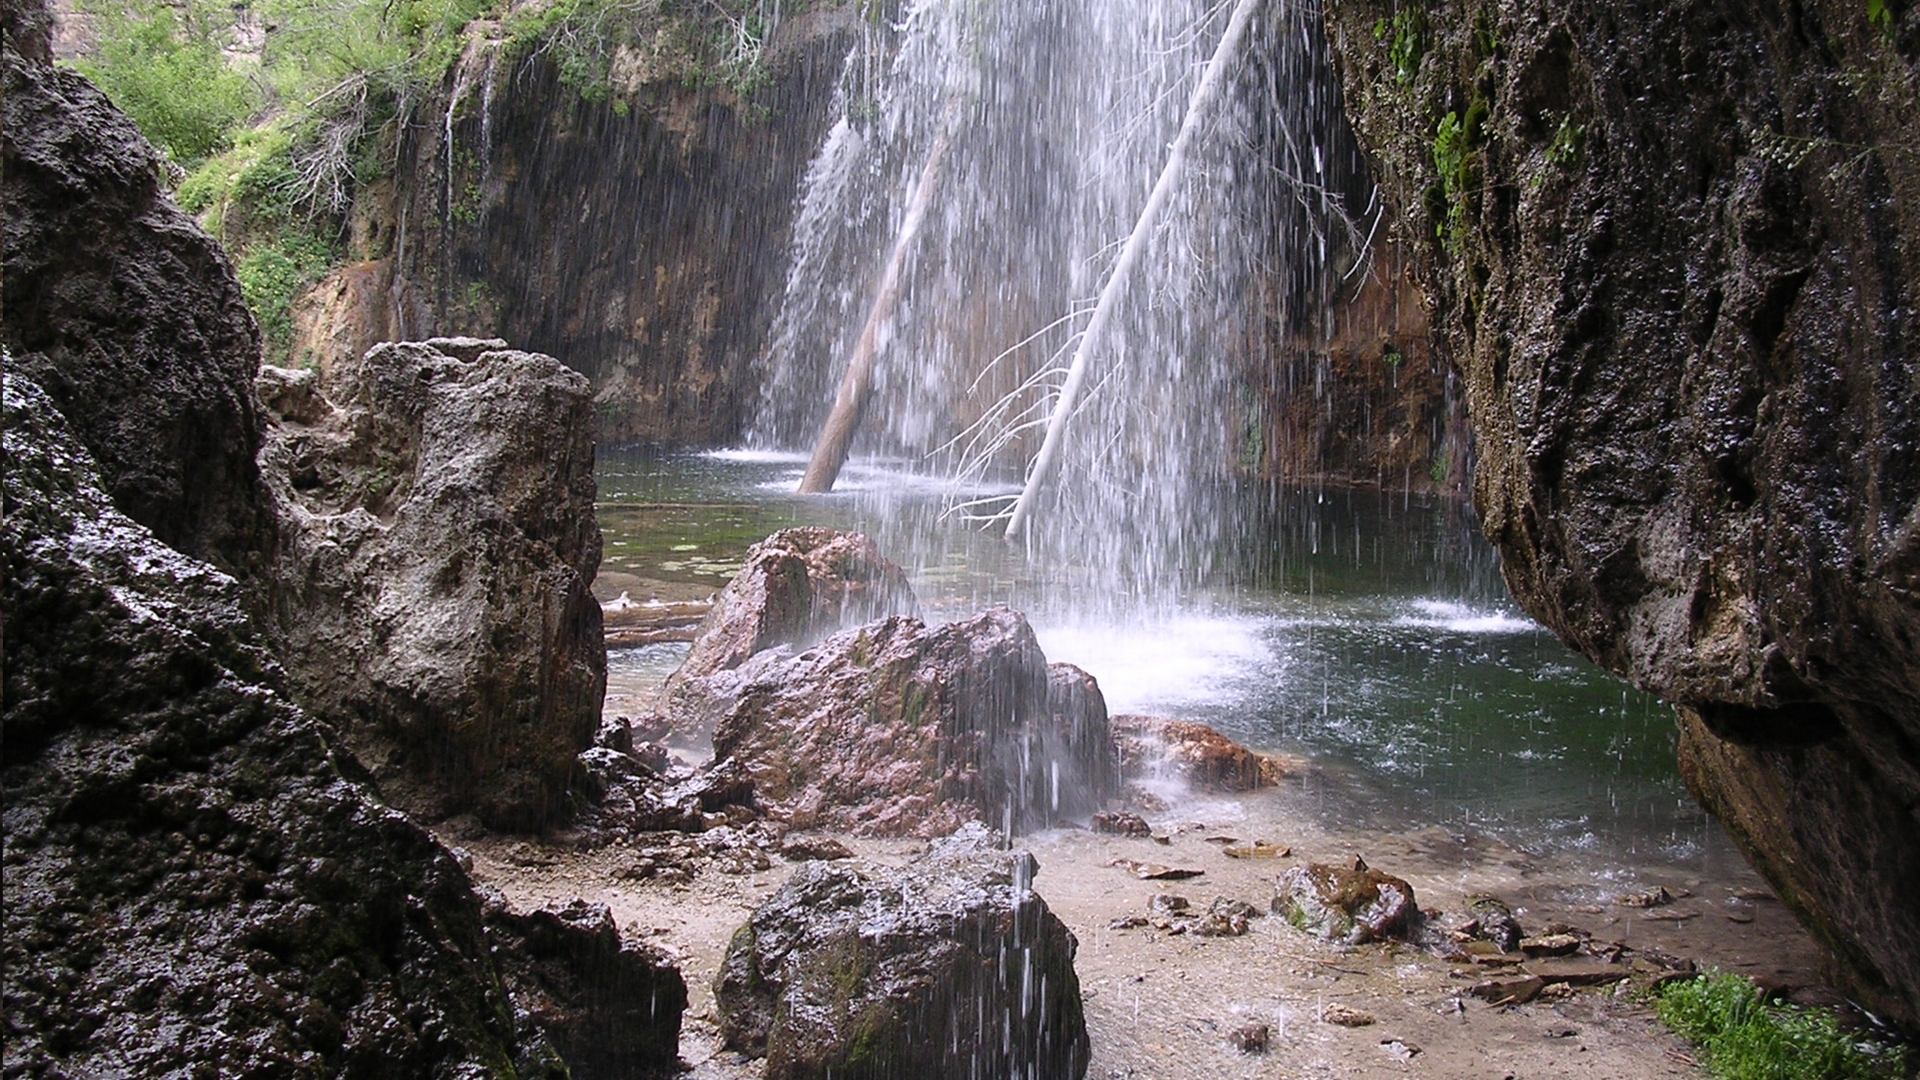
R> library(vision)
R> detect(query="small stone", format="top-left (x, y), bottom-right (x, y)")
top-left (1223, 841), bottom-right (1289, 859)
top-left (1379, 1039), bottom-right (1421, 1062)
top-left (1228, 1023), bottom-right (1270, 1053)
top-left (1149, 894), bottom-right (1191, 915)
top-left (1322, 1004), bottom-right (1376, 1027)
top-left (1091, 811), bottom-right (1154, 837)
top-left (1615, 885), bottom-right (1673, 908)
top-left (1519, 933), bottom-right (1582, 956)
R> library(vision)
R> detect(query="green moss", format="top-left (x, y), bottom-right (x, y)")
top-left (1371, 9), bottom-right (1424, 85)
top-left (1655, 972), bottom-right (1911, 1080)
top-left (1431, 96), bottom-right (1489, 258)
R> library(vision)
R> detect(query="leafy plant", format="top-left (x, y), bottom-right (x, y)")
top-left (1868, 0), bottom-right (1892, 31)
top-left (1371, 9), bottom-right (1424, 85)
top-left (1431, 98), bottom-right (1488, 257)
top-left (1655, 973), bottom-right (1911, 1080)
top-left (72, 0), bottom-right (262, 166)
top-left (1546, 112), bottom-right (1584, 166)
top-left (237, 232), bottom-right (335, 363)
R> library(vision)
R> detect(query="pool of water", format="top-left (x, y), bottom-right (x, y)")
top-left (597, 446), bottom-right (1728, 870)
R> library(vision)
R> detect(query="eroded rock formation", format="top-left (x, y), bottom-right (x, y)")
top-left (1, 36), bottom-right (274, 576)
top-left (1324, 0), bottom-right (1920, 1028)
top-left (259, 338), bottom-right (605, 832)
top-left (714, 824), bottom-right (1090, 1080)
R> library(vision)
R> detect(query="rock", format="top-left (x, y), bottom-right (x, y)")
top-left (1091, 811), bottom-right (1154, 837)
top-left (1, 37), bottom-right (274, 579)
top-left (1274, 862), bottom-right (1419, 944)
top-left (1519, 933), bottom-right (1583, 957)
top-left (1, 372), bottom-right (569, 1078)
top-left (259, 339), bottom-right (604, 831)
top-left (1111, 714), bottom-right (1289, 792)
top-left (1616, 885), bottom-right (1674, 908)
top-left (687, 607), bottom-right (1117, 836)
top-left (483, 897), bottom-right (688, 1079)
top-left (1324, 0), bottom-right (1920, 1031)
top-left (1223, 841), bottom-right (1291, 859)
top-left (1470, 976), bottom-right (1547, 1007)
top-left (1108, 859), bottom-right (1205, 881)
top-left (1322, 1004), bottom-right (1377, 1027)
top-left (1229, 1022), bottom-right (1271, 1053)
top-left (713, 824), bottom-right (1090, 1080)
top-left (778, 835), bottom-right (855, 862)
top-left (668, 527), bottom-right (917, 687)
top-left (1467, 896), bottom-right (1524, 952)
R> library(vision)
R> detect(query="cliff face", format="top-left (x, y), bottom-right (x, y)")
top-left (1323, 0), bottom-right (1920, 1028)
top-left (291, 8), bottom-right (863, 445)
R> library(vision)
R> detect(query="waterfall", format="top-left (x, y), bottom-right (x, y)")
top-left (751, 0), bottom-right (1368, 616)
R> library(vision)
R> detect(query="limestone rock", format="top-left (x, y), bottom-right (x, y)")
top-left (1111, 714), bottom-right (1289, 792)
top-left (669, 526), bottom-right (917, 687)
top-left (690, 607), bottom-right (1117, 836)
top-left (713, 824), bottom-right (1090, 1080)
top-left (1, 373), bottom-right (567, 1078)
top-left (260, 339), bottom-right (604, 831)
top-left (1324, 0), bottom-right (1920, 1028)
top-left (1274, 862), bottom-right (1419, 944)
top-left (1, 41), bottom-right (273, 577)
top-left (482, 896), bottom-right (688, 1080)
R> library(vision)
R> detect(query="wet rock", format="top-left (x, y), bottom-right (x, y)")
top-left (1519, 933), bottom-right (1583, 957)
top-left (259, 339), bottom-right (604, 831)
top-left (688, 607), bottom-right (1117, 836)
top-left (2, 373), bottom-right (568, 1078)
top-left (1111, 714), bottom-right (1288, 792)
top-left (714, 824), bottom-right (1090, 1080)
top-left (1322, 1004), bottom-right (1377, 1027)
top-left (482, 896), bottom-right (688, 1079)
top-left (1616, 886), bottom-right (1674, 908)
top-left (669, 527), bottom-right (917, 687)
top-left (1325, 0), bottom-right (1920, 1031)
top-left (2, 37), bottom-right (274, 578)
top-left (779, 835), bottom-right (855, 862)
top-left (1274, 862), bottom-right (1419, 944)
top-left (1091, 811), bottom-right (1153, 837)
top-left (1229, 1022), bottom-right (1271, 1053)
top-left (1466, 896), bottom-right (1524, 952)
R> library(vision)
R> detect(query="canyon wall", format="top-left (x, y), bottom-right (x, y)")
top-left (1323, 0), bottom-right (1920, 1029)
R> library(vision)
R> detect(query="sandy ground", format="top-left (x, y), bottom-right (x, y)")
top-left (445, 761), bottom-right (1827, 1080)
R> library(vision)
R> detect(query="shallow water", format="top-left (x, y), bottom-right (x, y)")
top-left (597, 446), bottom-right (1734, 875)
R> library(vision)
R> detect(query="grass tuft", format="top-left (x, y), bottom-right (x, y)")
top-left (1655, 972), bottom-right (1912, 1080)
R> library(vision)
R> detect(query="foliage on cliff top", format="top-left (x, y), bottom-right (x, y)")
top-left (1655, 973), bottom-right (1912, 1080)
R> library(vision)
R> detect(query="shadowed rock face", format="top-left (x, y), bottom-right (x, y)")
top-left (714, 824), bottom-right (1090, 1080)
top-left (259, 338), bottom-right (605, 832)
top-left (2, 375), bottom-right (564, 1079)
top-left (1, 43), bottom-right (274, 578)
top-left (1323, 0), bottom-right (1920, 1028)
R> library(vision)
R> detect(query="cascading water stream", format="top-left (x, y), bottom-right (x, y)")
top-left (749, 0), bottom-right (1366, 619)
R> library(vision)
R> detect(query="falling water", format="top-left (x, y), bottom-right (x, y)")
top-left (749, 0), bottom-right (1368, 614)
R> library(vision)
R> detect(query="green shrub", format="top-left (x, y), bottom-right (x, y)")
top-left (72, 0), bottom-right (262, 166)
top-left (237, 234), bottom-right (335, 364)
top-left (1655, 973), bottom-right (1911, 1080)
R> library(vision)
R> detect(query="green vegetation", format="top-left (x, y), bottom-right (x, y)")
top-left (1655, 973), bottom-right (1911, 1080)
top-left (1546, 111), bottom-right (1584, 167)
top-left (1868, 0), bottom-right (1892, 31)
top-left (72, 0), bottom-right (259, 166)
top-left (1430, 99), bottom-right (1487, 256)
top-left (1371, 9), bottom-right (1424, 85)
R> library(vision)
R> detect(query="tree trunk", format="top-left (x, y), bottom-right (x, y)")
top-left (798, 99), bottom-right (965, 494)
top-left (1003, 0), bottom-right (1263, 539)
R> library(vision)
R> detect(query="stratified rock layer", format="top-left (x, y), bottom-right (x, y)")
top-left (1324, 0), bottom-right (1920, 1028)
top-left (687, 607), bottom-right (1116, 836)
top-left (1, 42), bottom-right (273, 576)
top-left (2, 375), bottom-right (560, 1078)
top-left (260, 339), bottom-right (605, 831)
top-left (714, 824), bottom-right (1090, 1080)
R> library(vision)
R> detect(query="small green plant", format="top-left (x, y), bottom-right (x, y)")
top-left (1546, 112), bottom-right (1584, 166)
top-left (1868, 0), bottom-right (1892, 31)
top-left (1655, 972), bottom-right (1911, 1080)
top-left (1371, 9), bottom-right (1424, 85)
top-left (1428, 454), bottom-right (1448, 485)
top-left (1382, 346), bottom-right (1404, 369)
top-left (237, 234), bottom-right (334, 362)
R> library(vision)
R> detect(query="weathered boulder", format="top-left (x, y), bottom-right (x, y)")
top-left (1324, 0), bottom-right (1920, 1028)
top-left (714, 824), bottom-right (1090, 1080)
top-left (668, 526), bottom-right (917, 687)
top-left (684, 607), bottom-right (1117, 836)
top-left (2, 373), bottom-right (572, 1078)
top-left (1273, 862), bottom-right (1419, 944)
top-left (482, 896), bottom-right (688, 1080)
top-left (260, 338), bottom-right (605, 831)
top-left (1, 36), bottom-right (274, 577)
top-left (1111, 714), bottom-right (1290, 792)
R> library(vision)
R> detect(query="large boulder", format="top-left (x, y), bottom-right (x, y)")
top-left (1111, 714), bottom-right (1291, 793)
top-left (259, 338), bottom-right (605, 831)
top-left (1324, 0), bottom-right (1920, 1028)
top-left (714, 824), bottom-right (1090, 1080)
top-left (1273, 862), bottom-right (1420, 945)
top-left (683, 607), bottom-right (1117, 836)
top-left (1, 32), bottom-right (274, 578)
top-left (483, 896), bottom-right (688, 1080)
top-left (2, 374), bottom-right (574, 1078)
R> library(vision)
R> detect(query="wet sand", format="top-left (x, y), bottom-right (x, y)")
top-left (449, 760), bottom-right (1827, 1080)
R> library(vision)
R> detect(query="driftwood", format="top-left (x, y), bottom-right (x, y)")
top-left (602, 595), bottom-right (712, 646)
top-left (1003, 0), bottom-right (1263, 539)
top-left (798, 96), bottom-right (966, 494)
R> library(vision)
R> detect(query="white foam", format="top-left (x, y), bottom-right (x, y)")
top-left (1391, 598), bottom-right (1537, 635)
top-left (1034, 614), bottom-right (1272, 716)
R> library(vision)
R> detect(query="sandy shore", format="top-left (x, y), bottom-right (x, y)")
top-left (444, 762), bottom-right (1827, 1080)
